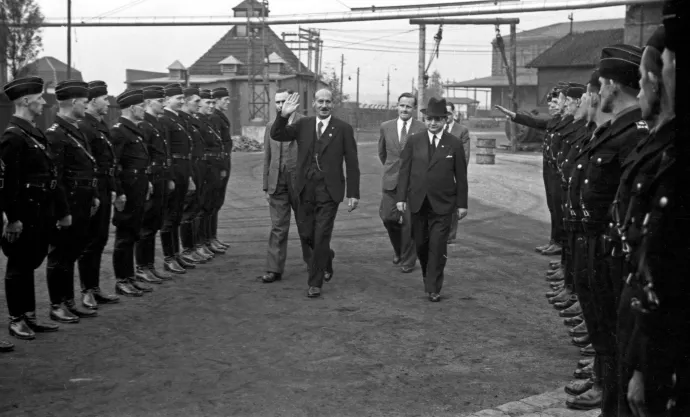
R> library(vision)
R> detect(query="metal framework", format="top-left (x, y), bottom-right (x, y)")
top-left (247, 0), bottom-right (271, 123)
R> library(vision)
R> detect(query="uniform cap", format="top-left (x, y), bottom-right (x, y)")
top-left (87, 80), bottom-right (108, 100)
top-left (588, 69), bottom-right (601, 90)
top-left (116, 89), bottom-right (144, 109)
top-left (164, 83), bottom-right (183, 97)
top-left (143, 86), bottom-right (165, 100)
top-left (598, 44), bottom-right (643, 90)
top-left (645, 26), bottom-right (665, 52)
top-left (55, 80), bottom-right (89, 101)
top-left (183, 87), bottom-right (199, 98)
top-left (565, 83), bottom-right (586, 99)
top-left (3, 76), bottom-right (44, 101)
top-left (211, 87), bottom-right (229, 99)
top-left (199, 89), bottom-right (212, 99)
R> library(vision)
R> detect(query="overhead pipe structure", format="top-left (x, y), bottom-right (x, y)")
top-left (9, 0), bottom-right (663, 27)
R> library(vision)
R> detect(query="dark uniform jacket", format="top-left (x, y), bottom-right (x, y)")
top-left (140, 112), bottom-right (171, 180)
top-left (178, 111), bottom-right (205, 160)
top-left (110, 117), bottom-right (150, 196)
top-left (209, 109), bottom-right (232, 161)
top-left (0, 116), bottom-right (69, 223)
top-left (78, 112), bottom-right (117, 193)
top-left (546, 114), bottom-right (575, 168)
top-left (159, 109), bottom-right (193, 160)
top-left (46, 116), bottom-right (97, 201)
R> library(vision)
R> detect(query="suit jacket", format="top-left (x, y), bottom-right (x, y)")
top-left (270, 114), bottom-right (360, 202)
top-left (378, 118), bottom-right (426, 191)
top-left (446, 121), bottom-right (471, 166)
top-left (263, 113), bottom-right (302, 194)
top-left (397, 130), bottom-right (468, 215)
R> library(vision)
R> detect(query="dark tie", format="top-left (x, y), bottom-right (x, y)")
top-left (400, 120), bottom-right (407, 143)
top-left (318, 121), bottom-right (324, 139)
top-left (446, 124), bottom-right (450, 134)
top-left (429, 135), bottom-right (437, 162)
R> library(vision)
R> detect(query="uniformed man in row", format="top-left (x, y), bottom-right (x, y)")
top-left (0, 159), bottom-right (12, 351)
top-left (1, 77), bottom-right (67, 342)
top-left (45, 80), bottom-right (100, 323)
top-left (136, 86), bottom-right (174, 282)
top-left (565, 44), bottom-right (648, 414)
top-left (196, 89), bottom-right (226, 255)
top-left (78, 81), bottom-right (120, 309)
top-left (207, 87), bottom-right (232, 250)
top-left (159, 83), bottom-right (193, 273)
top-left (111, 89), bottom-right (154, 296)
top-left (178, 87), bottom-right (210, 264)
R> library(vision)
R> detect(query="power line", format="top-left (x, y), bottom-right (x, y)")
top-left (321, 44), bottom-right (493, 54)
top-left (86, 0), bottom-right (151, 22)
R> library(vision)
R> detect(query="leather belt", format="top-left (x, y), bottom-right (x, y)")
top-left (96, 167), bottom-right (116, 176)
top-left (121, 167), bottom-right (149, 175)
top-left (172, 153), bottom-right (191, 160)
top-left (26, 179), bottom-right (58, 190)
top-left (66, 178), bottom-right (98, 188)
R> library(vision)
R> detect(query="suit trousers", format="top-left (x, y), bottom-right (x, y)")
top-left (112, 173), bottom-right (149, 280)
top-left (543, 160), bottom-right (555, 242)
top-left (47, 186), bottom-right (93, 305)
top-left (380, 188), bottom-right (416, 267)
top-left (300, 175), bottom-right (338, 289)
top-left (136, 173), bottom-right (167, 267)
top-left (161, 160), bottom-right (190, 258)
top-left (412, 198), bottom-right (453, 294)
top-left (549, 169), bottom-right (566, 243)
top-left (79, 182), bottom-right (112, 292)
top-left (266, 169), bottom-right (312, 275)
top-left (448, 211), bottom-right (459, 241)
top-left (181, 163), bottom-right (204, 250)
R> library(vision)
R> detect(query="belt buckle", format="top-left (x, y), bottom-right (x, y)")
top-left (109, 167), bottom-right (115, 176)
top-left (91, 178), bottom-right (98, 188)
top-left (167, 159), bottom-right (172, 166)
top-left (49, 179), bottom-right (57, 190)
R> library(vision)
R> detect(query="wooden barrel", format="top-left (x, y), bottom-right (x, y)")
top-left (476, 137), bottom-right (496, 165)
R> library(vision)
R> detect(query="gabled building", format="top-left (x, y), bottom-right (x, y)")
top-left (126, 0), bottom-right (325, 136)
top-left (16, 56), bottom-right (83, 93)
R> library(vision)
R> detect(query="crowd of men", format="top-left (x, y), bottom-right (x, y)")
top-left (0, 81), bottom-right (233, 349)
top-left (496, 2), bottom-right (685, 415)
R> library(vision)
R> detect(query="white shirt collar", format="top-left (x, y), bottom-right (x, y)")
top-left (316, 115), bottom-right (332, 135)
top-left (427, 130), bottom-right (441, 145)
top-left (397, 117), bottom-right (412, 140)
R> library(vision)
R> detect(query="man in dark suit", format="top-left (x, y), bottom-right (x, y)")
top-left (270, 89), bottom-right (360, 298)
top-left (378, 92), bottom-right (426, 273)
top-left (444, 101), bottom-right (471, 244)
top-left (397, 97), bottom-right (469, 302)
top-left (260, 88), bottom-right (311, 283)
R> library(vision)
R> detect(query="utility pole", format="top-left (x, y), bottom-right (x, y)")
top-left (568, 13), bottom-right (574, 34)
top-left (510, 22), bottom-right (518, 152)
top-left (386, 72), bottom-right (390, 109)
top-left (417, 25), bottom-right (426, 120)
top-left (67, 0), bottom-right (72, 79)
top-left (340, 54), bottom-right (344, 99)
top-left (355, 67), bottom-right (360, 130)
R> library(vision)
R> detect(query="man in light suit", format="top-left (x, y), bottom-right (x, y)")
top-left (445, 101), bottom-right (471, 244)
top-left (378, 92), bottom-right (426, 273)
top-left (260, 88), bottom-right (312, 283)
top-left (397, 97), bottom-right (468, 302)
top-left (271, 89), bottom-right (360, 298)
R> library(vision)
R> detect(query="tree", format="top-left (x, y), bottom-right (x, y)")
top-left (423, 69), bottom-right (444, 101)
top-left (0, 0), bottom-right (44, 79)
top-left (321, 65), bottom-right (349, 107)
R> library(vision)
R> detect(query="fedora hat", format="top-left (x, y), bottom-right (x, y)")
top-left (421, 97), bottom-right (449, 118)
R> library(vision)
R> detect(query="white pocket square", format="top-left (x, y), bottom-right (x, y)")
top-left (445, 155), bottom-right (453, 159)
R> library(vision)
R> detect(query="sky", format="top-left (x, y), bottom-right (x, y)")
top-left (34, 0), bottom-right (625, 105)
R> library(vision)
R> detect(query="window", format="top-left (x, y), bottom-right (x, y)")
top-left (235, 10), bottom-right (247, 17)
top-left (236, 25), bottom-right (247, 36)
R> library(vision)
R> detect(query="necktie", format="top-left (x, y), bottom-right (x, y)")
top-left (317, 121), bottom-right (324, 139)
top-left (446, 124), bottom-right (450, 134)
top-left (429, 135), bottom-right (437, 162)
top-left (400, 120), bottom-right (407, 143)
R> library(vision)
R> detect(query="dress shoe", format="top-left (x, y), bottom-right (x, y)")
top-left (428, 293), bottom-right (441, 302)
top-left (201, 245), bottom-right (215, 257)
top-left (549, 281), bottom-right (565, 290)
top-left (24, 312), bottom-right (59, 332)
top-left (135, 267), bottom-right (163, 285)
top-left (209, 242), bottom-right (226, 254)
top-left (392, 256), bottom-right (401, 265)
top-left (536, 241), bottom-right (553, 252)
top-left (546, 266), bottom-right (563, 276)
top-left (131, 279), bottom-right (153, 293)
top-left (8, 316), bottom-right (35, 340)
top-left (81, 290), bottom-right (98, 310)
top-left (186, 250), bottom-right (207, 264)
top-left (571, 334), bottom-right (590, 348)
top-left (64, 300), bottom-right (98, 318)
top-left (549, 259), bottom-right (561, 268)
top-left (93, 288), bottom-right (120, 304)
top-left (563, 314), bottom-right (584, 327)
top-left (164, 259), bottom-right (186, 274)
top-left (580, 343), bottom-right (596, 357)
top-left (568, 321), bottom-right (588, 337)
top-left (324, 249), bottom-right (335, 282)
top-left (176, 254), bottom-right (197, 269)
top-left (195, 247), bottom-right (213, 260)
top-left (546, 287), bottom-right (566, 299)
top-left (566, 385), bottom-right (602, 410)
top-left (541, 244), bottom-right (563, 256)
top-left (147, 264), bottom-right (173, 281)
top-left (261, 272), bottom-right (282, 283)
top-left (0, 340), bottom-right (14, 352)
top-left (578, 357), bottom-right (594, 368)
top-left (559, 301), bottom-right (582, 317)
top-left (554, 296), bottom-right (578, 310)
top-left (565, 378), bottom-right (594, 396)
top-left (307, 286), bottom-right (321, 298)
top-left (115, 280), bottom-right (144, 297)
top-left (546, 269), bottom-right (565, 282)
top-left (548, 288), bottom-right (572, 304)
top-left (574, 362), bottom-right (594, 379)
top-left (50, 304), bottom-right (80, 323)
top-left (401, 266), bottom-right (415, 273)
top-left (215, 237), bottom-right (230, 248)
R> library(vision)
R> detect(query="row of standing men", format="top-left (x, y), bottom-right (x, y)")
top-left (498, 3), bottom-right (687, 415)
top-left (0, 79), bottom-right (233, 350)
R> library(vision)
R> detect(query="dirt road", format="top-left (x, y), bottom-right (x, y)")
top-left (0, 145), bottom-right (575, 417)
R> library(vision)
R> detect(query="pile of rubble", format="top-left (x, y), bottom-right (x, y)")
top-left (231, 136), bottom-right (264, 152)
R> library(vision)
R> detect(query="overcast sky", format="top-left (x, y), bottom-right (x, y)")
top-left (35, 0), bottom-right (624, 104)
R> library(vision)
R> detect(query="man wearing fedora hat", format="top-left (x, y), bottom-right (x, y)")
top-left (396, 97), bottom-right (469, 302)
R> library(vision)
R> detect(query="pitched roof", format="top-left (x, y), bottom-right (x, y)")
top-left (446, 70), bottom-right (538, 88)
top-left (16, 56), bottom-right (83, 86)
top-left (126, 69), bottom-right (168, 83)
top-left (167, 60), bottom-right (186, 70)
top-left (189, 26), bottom-right (312, 76)
top-left (265, 52), bottom-right (286, 64)
top-left (218, 55), bottom-right (244, 65)
top-left (232, 0), bottom-right (265, 10)
top-left (527, 28), bottom-right (625, 68)
top-left (128, 73), bottom-right (296, 86)
top-left (515, 18), bottom-right (624, 41)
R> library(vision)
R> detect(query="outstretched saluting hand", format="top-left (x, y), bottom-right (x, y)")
top-left (281, 93), bottom-right (301, 117)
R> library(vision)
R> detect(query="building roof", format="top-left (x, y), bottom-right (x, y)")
top-left (265, 52), bottom-right (286, 64)
top-left (513, 18), bottom-right (624, 41)
top-left (527, 28), bottom-right (625, 68)
top-left (447, 97), bottom-right (479, 105)
top-left (16, 56), bottom-right (83, 87)
top-left (232, 0), bottom-right (265, 11)
top-left (218, 55), bottom-right (244, 65)
top-left (188, 26), bottom-right (312, 76)
top-left (445, 70), bottom-right (538, 89)
top-left (167, 60), bottom-right (186, 70)
top-left (126, 69), bottom-right (168, 83)
top-left (128, 73), bottom-right (296, 86)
